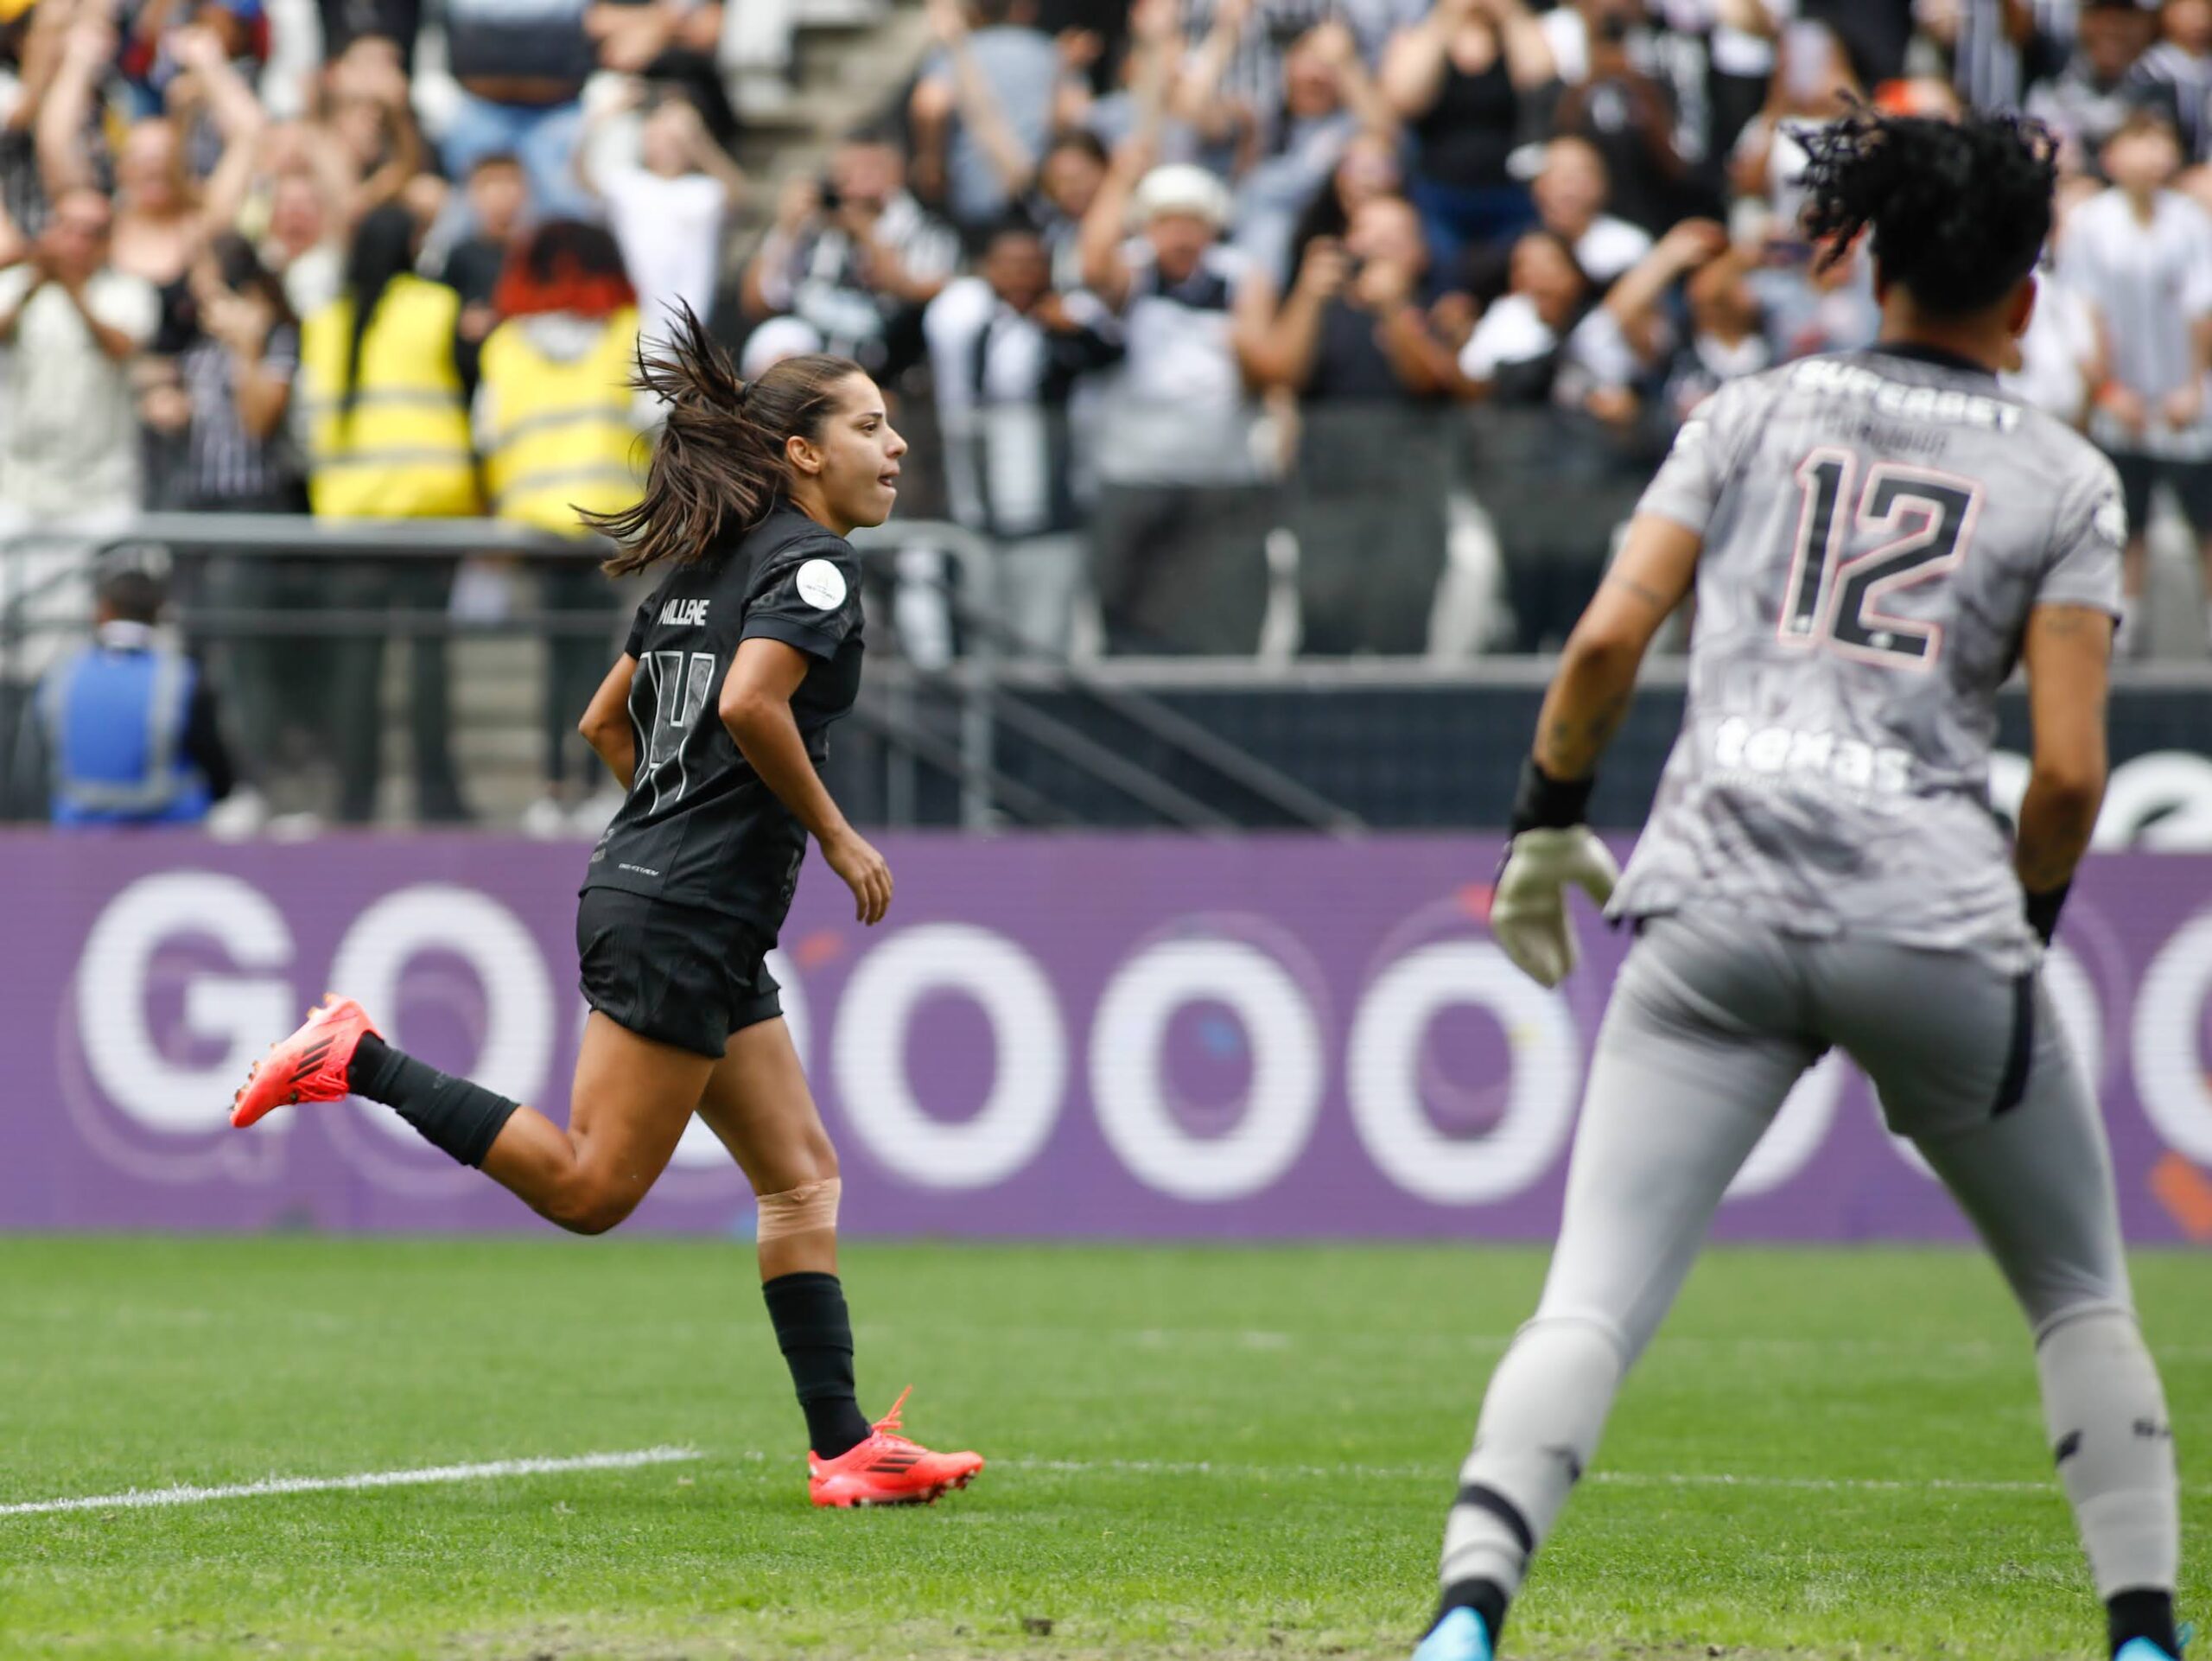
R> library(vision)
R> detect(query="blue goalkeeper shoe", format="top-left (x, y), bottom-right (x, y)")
top-left (1411, 1607), bottom-right (1492, 1661)
top-left (2118, 1621), bottom-right (2196, 1661)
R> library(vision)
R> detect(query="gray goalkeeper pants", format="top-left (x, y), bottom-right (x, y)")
top-left (1439, 907), bottom-right (2174, 1608)
top-left (1541, 907), bottom-right (2131, 1359)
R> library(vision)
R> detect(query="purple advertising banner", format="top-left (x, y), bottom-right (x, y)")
top-left (7, 832), bottom-right (2212, 1244)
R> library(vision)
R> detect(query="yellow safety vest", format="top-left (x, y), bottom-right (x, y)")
top-left (301, 275), bottom-right (480, 519)
top-left (480, 309), bottom-right (645, 538)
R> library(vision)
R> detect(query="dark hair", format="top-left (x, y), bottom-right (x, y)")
top-left (494, 220), bottom-right (637, 320)
top-left (97, 566), bottom-right (165, 625)
top-left (1796, 103), bottom-right (2056, 317)
top-left (207, 231), bottom-right (297, 333)
top-left (338, 201), bottom-right (421, 426)
top-left (1046, 129), bottom-right (1109, 167)
top-left (468, 150), bottom-right (524, 176)
top-left (585, 304), bottom-right (867, 577)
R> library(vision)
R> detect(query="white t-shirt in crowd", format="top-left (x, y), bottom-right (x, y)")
top-left (0, 264), bottom-right (158, 518)
top-left (1573, 214), bottom-right (1654, 285)
top-left (601, 167), bottom-right (729, 338)
top-left (2059, 187), bottom-right (2212, 457)
top-left (2002, 274), bottom-right (2098, 429)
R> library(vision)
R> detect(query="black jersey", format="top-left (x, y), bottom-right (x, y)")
top-left (581, 502), bottom-right (866, 932)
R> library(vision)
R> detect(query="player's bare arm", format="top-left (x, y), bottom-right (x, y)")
top-left (1531, 515), bottom-right (1703, 781)
top-left (1486, 516), bottom-right (1701, 989)
top-left (2017, 601), bottom-right (2115, 914)
top-left (578, 652), bottom-right (639, 790)
top-left (722, 635), bottom-right (892, 926)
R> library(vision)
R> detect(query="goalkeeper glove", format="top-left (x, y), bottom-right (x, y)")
top-left (1491, 758), bottom-right (1620, 990)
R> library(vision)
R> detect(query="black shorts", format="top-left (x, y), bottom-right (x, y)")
top-left (575, 889), bottom-right (782, 1059)
top-left (2104, 449), bottom-right (2212, 541)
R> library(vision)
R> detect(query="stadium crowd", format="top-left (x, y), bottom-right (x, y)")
top-left (3, 0), bottom-right (2212, 824)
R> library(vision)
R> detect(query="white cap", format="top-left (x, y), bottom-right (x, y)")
top-left (1130, 163), bottom-right (1231, 230)
top-left (741, 315), bottom-right (826, 379)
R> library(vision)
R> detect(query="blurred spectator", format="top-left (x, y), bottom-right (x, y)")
top-left (2002, 240), bottom-right (2101, 428)
top-left (2029, 0), bottom-right (2161, 173)
top-left (257, 148), bottom-right (347, 315)
top-left (1655, 234), bottom-right (1770, 423)
top-left (579, 85), bottom-right (743, 337)
top-left (1799, 0), bottom-right (1916, 87)
top-left (20, 555), bottom-right (233, 826)
top-left (1530, 133), bottom-right (1651, 285)
top-left (741, 137), bottom-right (959, 384)
top-left (1746, 227), bottom-right (1878, 360)
top-left (0, 187), bottom-right (158, 815)
top-left (319, 34), bottom-right (429, 216)
top-left (1034, 127), bottom-right (1109, 286)
top-left (1380, 0), bottom-right (1556, 275)
top-left (912, 0), bottom-right (1063, 232)
top-left (318, 0), bottom-right (423, 70)
top-left (0, 187), bottom-right (159, 522)
top-left (1282, 125), bottom-right (1402, 281)
top-left (2125, 0), bottom-right (2212, 162)
top-left (585, 0), bottom-right (738, 148)
top-left (1546, 0), bottom-right (1709, 232)
top-left (1265, 194), bottom-right (1459, 653)
top-left (925, 217), bottom-right (1122, 653)
top-left (1179, 0), bottom-right (1349, 122)
top-left (1079, 158), bottom-right (1276, 653)
top-left (1070, 0), bottom-right (1235, 174)
top-left (439, 0), bottom-right (594, 220)
top-left (439, 150), bottom-right (528, 364)
top-left (2060, 104), bottom-right (2212, 652)
top-left (475, 220), bottom-right (646, 830)
top-left (1454, 224), bottom-right (1677, 647)
top-left (1231, 19), bottom-right (1396, 284)
top-left (1917, 0), bottom-right (2064, 114)
top-left (163, 232), bottom-right (303, 512)
top-left (175, 232), bottom-right (324, 798)
top-left (1729, 21), bottom-right (1861, 237)
top-left (300, 201), bottom-right (474, 820)
top-left (1455, 227), bottom-right (1599, 403)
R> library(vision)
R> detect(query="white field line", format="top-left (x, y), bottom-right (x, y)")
top-left (10, 1445), bottom-right (2207, 1522)
top-left (0, 1446), bottom-right (700, 1519)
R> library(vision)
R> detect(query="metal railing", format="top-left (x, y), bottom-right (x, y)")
top-left (0, 512), bottom-right (1364, 830)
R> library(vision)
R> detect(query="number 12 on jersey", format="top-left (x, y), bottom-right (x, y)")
top-left (1780, 449), bottom-right (1982, 670)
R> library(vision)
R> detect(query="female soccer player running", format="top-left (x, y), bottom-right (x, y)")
top-left (230, 312), bottom-right (984, 1510)
top-left (1413, 111), bottom-right (2184, 1660)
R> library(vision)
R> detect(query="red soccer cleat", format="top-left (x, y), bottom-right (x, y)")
top-left (808, 1387), bottom-right (985, 1508)
top-left (230, 995), bottom-right (379, 1129)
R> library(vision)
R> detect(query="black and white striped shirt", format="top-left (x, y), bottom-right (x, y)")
top-left (176, 323), bottom-right (302, 509)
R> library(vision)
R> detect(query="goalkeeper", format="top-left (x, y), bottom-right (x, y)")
top-left (1413, 105), bottom-right (2185, 1661)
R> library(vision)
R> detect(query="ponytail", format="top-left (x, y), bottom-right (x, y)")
top-left (585, 304), bottom-right (863, 577)
top-left (1796, 103), bottom-right (2055, 317)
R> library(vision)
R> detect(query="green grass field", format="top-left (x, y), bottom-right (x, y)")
top-left (1, 1239), bottom-right (2206, 1660)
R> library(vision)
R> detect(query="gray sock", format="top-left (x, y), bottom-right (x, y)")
top-left (2037, 1305), bottom-right (2179, 1601)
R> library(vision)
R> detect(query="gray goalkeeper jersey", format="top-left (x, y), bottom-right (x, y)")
top-left (1611, 345), bottom-right (2126, 972)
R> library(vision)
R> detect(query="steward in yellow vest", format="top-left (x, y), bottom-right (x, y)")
top-left (301, 210), bottom-right (479, 519)
top-left (479, 303), bottom-right (645, 535)
top-left (471, 221), bottom-right (650, 821)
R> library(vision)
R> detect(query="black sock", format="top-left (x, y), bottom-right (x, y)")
top-left (1435, 1579), bottom-right (1509, 1644)
top-left (346, 1034), bottom-right (521, 1168)
top-left (2108, 1588), bottom-right (2179, 1658)
top-left (762, 1271), bottom-right (871, 1459)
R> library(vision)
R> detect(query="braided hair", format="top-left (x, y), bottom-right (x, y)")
top-left (1796, 103), bottom-right (2057, 318)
